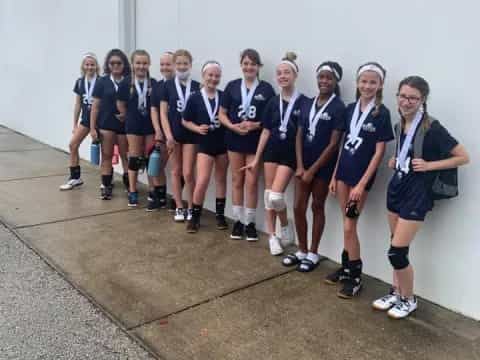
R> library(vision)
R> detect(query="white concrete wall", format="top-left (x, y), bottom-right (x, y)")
top-left (1, 0), bottom-right (478, 319)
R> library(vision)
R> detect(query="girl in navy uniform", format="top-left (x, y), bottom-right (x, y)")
top-left (327, 62), bottom-right (394, 298)
top-left (182, 61), bottom-right (228, 233)
top-left (243, 52), bottom-right (307, 256)
top-left (60, 53), bottom-right (100, 190)
top-left (219, 49), bottom-right (275, 241)
top-left (282, 61), bottom-right (346, 271)
top-left (90, 49), bottom-right (131, 200)
top-left (160, 49), bottom-right (200, 222)
top-left (372, 76), bottom-right (469, 319)
top-left (150, 51), bottom-right (175, 209)
top-left (117, 49), bottom-right (158, 207)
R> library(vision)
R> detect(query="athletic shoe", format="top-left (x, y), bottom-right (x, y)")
top-left (269, 235), bottom-right (283, 256)
top-left (230, 221), bottom-right (244, 240)
top-left (174, 208), bottom-right (185, 222)
top-left (245, 222), bottom-right (258, 241)
top-left (324, 267), bottom-right (349, 285)
top-left (372, 288), bottom-right (400, 311)
top-left (146, 195), bottom-right (160, 212)
top-left (387, 296), bottom-right (417, 319)
top-left (59, 178), bottom-right (83, 191)
top-left (337, 277), bottom-right (362, 299)
top-left (147, 191), bottom-right (154, 202)
top-left (186, 208), bottom-right (193, 221)
top-left (280, 222), bottom-right (295, 247)
top-left (186, 218), bottom-right (200, 233)
top-left (100, 184), bottom-right (112, 200)
top-left (128, 191), bottom-right (138, 207)
top-left (216, 215), bottom-right (228, 230)
top-left (158, 196), bottom-right (167, 209)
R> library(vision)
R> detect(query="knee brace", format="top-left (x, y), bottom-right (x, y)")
top-left (128, 156), bottom-right (142, 171)
top-left (269, 191), bottom-right (286, 211)
top-left (388, 246), bottom-right (410, 270)
top-left (264, 189), bottom-right (272, 210)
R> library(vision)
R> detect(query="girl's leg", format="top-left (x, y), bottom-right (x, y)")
top-left (170, 143), bottom-right (183, 210)
top-left (270, 165), bottom-right (294, 227)
top-left (388, 211), bottom-right (400, 290)
top-left (69, 124), bottom-right (90, 167)
top-left (99, 129), bottom-right (116, 199)
top-left (310, 177), bottom-right (329, 253)
top-left (126, 134), bottom-right (144, 203)
top-left (116, 133), bottom-right (129, 190)
top-left (214, 153), bottom-right (229, 229)
top-left (244, 153), bottom-right (260, 234)
top-left (293, 178), bottom-right (312, 253)
top-left (188, 153), bottom-right (214, 233)
top-left (157, 142), bottom-right (169, 207)
top-left (263, 162), bottom-right (278, 236)
top-left (228, 151), bottom-right (246, 225)
top-left (182, 143), bottom-right (197, 212)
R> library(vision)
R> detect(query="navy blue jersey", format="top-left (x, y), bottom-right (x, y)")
top-left (183, 90), bottom-right (225, 148)
top-left (262, 93), bottom-right (308, 151)
top-left (117, 76), bottom-right (156, 135)
top-left (336, 103), bottom-right (394, 189)
top-left (300, 96), bottom-right (346, 178)
top-left (160, 78), bottom-right (200, 142)
top-left (91, 75), bottom-right (124, 133)
top-left (150, 79), bottom-right (165, 110)
top-left (73, 76), bottom-right (96, 126)
top-left (221, 79), bottom-right (275, 154)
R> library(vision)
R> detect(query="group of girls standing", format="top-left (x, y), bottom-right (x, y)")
top-left (62, 48), bottom-right (469, 320)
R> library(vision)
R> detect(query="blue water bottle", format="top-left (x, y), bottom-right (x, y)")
top-left (147, 144), bottom-right (162, 177)
top-left (90, 140), bottom-right (101, 166)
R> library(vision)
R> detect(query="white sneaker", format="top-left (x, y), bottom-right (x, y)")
top-left (387, 296), bottom-right (417, 319)
top-left (280, 222), bottom-right (294, 247)
top-left (269, 235), bottom-right (283, 256)
top-left (372, 288), bottom-right (400, 311)
top-left (174, 208), bottom-right (185, 222)
top-left (59, 178), bottom-right (83, 191)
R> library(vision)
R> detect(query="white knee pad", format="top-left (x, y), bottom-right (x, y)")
top-left (264, 189), bottom-right (272, 210)
top-left (269, 191), bottom-right (286, 211)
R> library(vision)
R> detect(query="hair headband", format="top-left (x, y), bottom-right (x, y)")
top-left (316, 65), bottom-right (340, 81)
top-left (279, 60), bottom-right (298, 73)
top-left (357, 64), bottom-right (384, 81)
top-left (202, 61), bottom-right (222, 73)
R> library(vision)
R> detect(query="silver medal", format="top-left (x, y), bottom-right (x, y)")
top-left (279, 132), bottom-right (287, 140)
top-left (307, 133), bottom-right (314, 142)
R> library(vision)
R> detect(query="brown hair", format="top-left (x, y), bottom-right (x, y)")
top-left (355, 61), bottom-right (386, 117)
top-left (130, 49), bottom-right (152, 96)
top-left (398, 75), bottom-right (431, 130)
top-left (240, 48), bottom-right (263, 66)
top-left (173, 49), bottom-right (193, 64)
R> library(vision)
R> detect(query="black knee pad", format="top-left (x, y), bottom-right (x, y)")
top-left (128, 156), bottom-right (142, 171)
top-left (388, 246), bottom-right (410, 270)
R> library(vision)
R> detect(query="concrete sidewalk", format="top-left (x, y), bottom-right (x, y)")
top-left (0, 125), bottom-right (479, 360)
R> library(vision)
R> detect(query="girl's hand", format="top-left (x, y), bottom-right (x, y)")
top-left (232, 123), bottom-right (249, 136)
top-left (197, 124), bottom-right (210, 135)
top-left (412, 158), bottom-right (431, 172)
top-left (388, 157), bottom-right (396, 169)
top-left (329, 179), bottom-right (337, 195)
top-left (154, 130), bottom-right (164, 142)
top-left (166, 136), bottom-right (177, 153)
top-left (349, 183), bottom-right (365, 202)
top-left (90, 129), bottom-right (98, 142)
top-left (301, 169), bottom-right (314, 184)
top-left (295, 166), bottom-right (305, 178)
top-left (240, 159), bottom-right (258, 172)
top-left (72, 124), bottom-right (78, 134)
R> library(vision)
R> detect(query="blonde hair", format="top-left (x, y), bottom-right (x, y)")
top-left (173, 49), bottom-right (193, 64)
top-left (80, 52), bottom-right (100, 77)
top-left (279, 51), bottom-right (298, 73)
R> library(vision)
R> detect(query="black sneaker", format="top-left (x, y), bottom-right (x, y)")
top-left (337, 277), bottom-right (362, 299)
top-left (146, 194), bottom-right (160, 212)
top-left (324, 267), bottom-right (348, 285)
top-left (186, 218), bottom-right (199, 233)
top-left (230, 221), bottom-right (244, 240)
top-left (245, 222), bottom-right (258, 241)
top-left (101, 185), bottom-right (113, 200)
top-left (216, 215), bottom-right (228, 230)
top-left (158, 196), bottom-right (167, 209)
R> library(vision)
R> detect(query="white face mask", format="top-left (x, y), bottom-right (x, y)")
top-left (176, 69), bottom-right (191, 81)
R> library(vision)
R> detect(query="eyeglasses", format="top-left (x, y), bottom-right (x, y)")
top-left (396, 93), bottom-right (421, 104)
top-left (109, 61), bottom-right (122, 66)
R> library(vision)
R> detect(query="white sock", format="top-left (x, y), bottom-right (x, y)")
top-left (306, 252), bottom-right (319, 264)
top-left (232, 205), bottom-right (244, 223)
top-left (245, 207), bottom-right (256, 225)
top-left (295, 251), bottom-right (307, 260)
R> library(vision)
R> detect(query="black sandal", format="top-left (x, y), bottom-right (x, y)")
top-left (282, 253), bottom-right (303, 267)
top-left (297, 258), bottom-right (319, 273)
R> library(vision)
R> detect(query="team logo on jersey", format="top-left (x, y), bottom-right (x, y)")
top-left (320, 113), bottom-right (331, 121)
top-left (293, 109), bottom-right (301, 116)
top-left (254, 94), bottom-right (266, 101)
top-left (362, 123), bottom-right (376, 133)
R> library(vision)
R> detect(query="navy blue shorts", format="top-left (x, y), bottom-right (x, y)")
top-left (125, 117), bottom-right (155, 136)
top-left (225, 130), bottom-right (260, 154)
top-left (99, 115), bottom-right (125, 134)
top-left (198, 142), bottom-right (227, 157)
top-left (387, 172), bottom-right (433, 221)
top-left (263, 142), bottom-right (296, 170)
top-left (79, 119), bottom-right (90, 128)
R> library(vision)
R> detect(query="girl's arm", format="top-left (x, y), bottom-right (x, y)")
top-left (89, 97), bottom-right (100, 141)
top-left (219, 107), bottom-right (248, 135)
top-left (151, 106), bottom-right (163, 142)
top-left (72, 95), bottom-right (81, 130)
top-left (160, 101), bottom-right (175, 144)
top-left (295, 127), bottom-right (305, 177)
top-left (116, 100), bottom-right (127, 122)
top-left (306, 130), bottom-right (342, 176)
top-left (181, 119), bottom-right (208, 135)
top-left (350, 141), bottom-right (387, 201)
top-left (329, 133), bottom-right (345, 195)
top-left (412, 144), bottom-right (470, 171)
